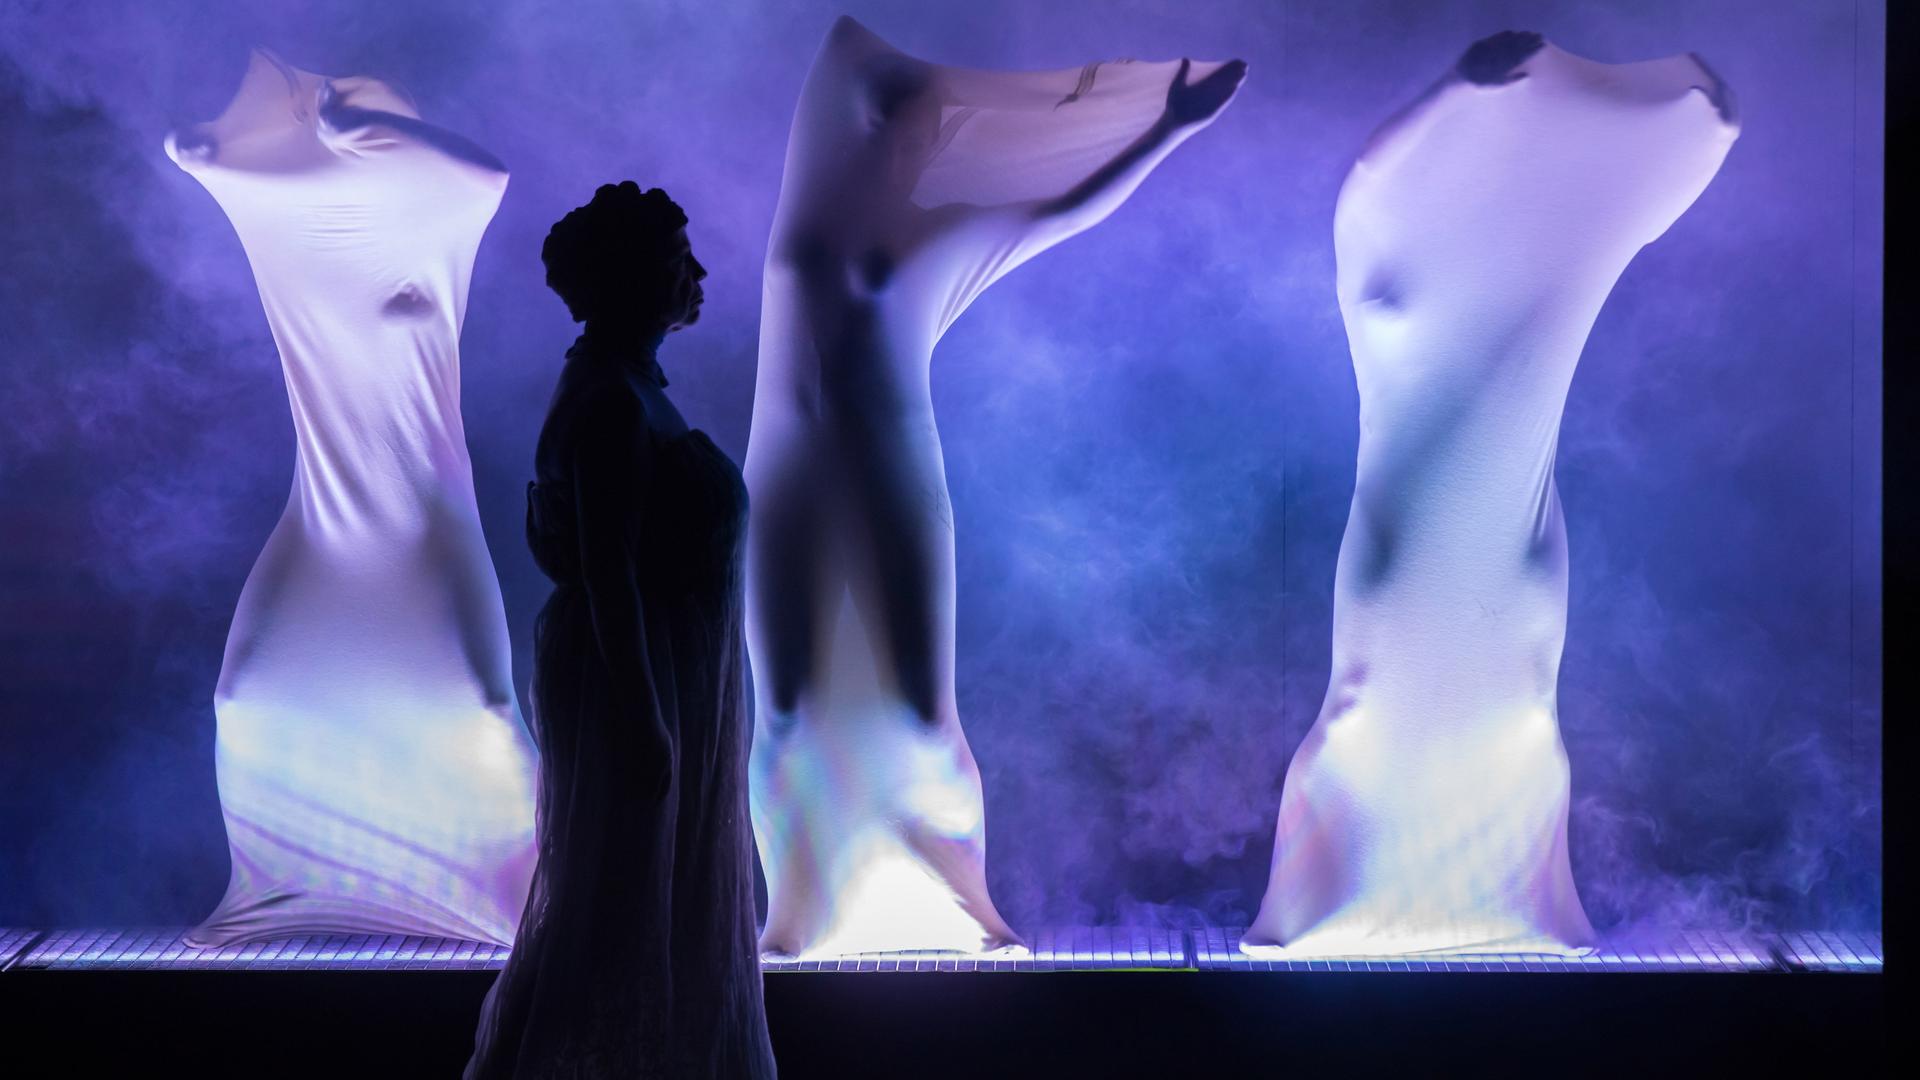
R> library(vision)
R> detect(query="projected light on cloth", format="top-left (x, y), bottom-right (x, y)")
top-left (165, 51), bottom-right (537, 947)
top-left (1243, 34), bottom-right (1738, 958)
top-left (746, 17), bottom-right (1241, 958)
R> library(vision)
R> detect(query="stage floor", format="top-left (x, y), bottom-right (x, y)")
top-left (0, 925), bottom-right (1881, 974)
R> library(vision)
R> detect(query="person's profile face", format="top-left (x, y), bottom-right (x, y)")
top-left (663, 229), bottom-right (707, 332)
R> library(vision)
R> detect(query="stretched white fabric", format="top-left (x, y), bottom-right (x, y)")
top-left (1244, 39), bottom-right (1738, 958)
top-left (167, 51), bottom-right (537, 947)
top-left (747, 17), bottom-right (1235, 958)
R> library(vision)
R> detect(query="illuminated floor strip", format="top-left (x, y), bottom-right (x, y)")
top-left (16, 929), bottom-right (512, 971)
top-left (0, 927), bottom-right (1880, 972)
top-left (0, 929), bottom-right (41, 970)
top-left (1774, 930), bottom-right (1884, 972)
top-left (758, 926), bottom-right (1188, 972)
top-left (1193, 927), bottom-right (1786, 972)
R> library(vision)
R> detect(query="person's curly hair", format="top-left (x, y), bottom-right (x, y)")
top-left (542, 181), bottom-right (690, 323)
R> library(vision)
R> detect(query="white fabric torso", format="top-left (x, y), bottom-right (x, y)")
top-left (746, 17), bottom-right (1230, 957)
top-left (170, 51), bottom-right (537, 947)
top-left (1245, 41), bottom-right (1737, 957)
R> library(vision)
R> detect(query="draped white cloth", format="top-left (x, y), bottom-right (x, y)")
top-left (747, 17), bottom-right (1233, 957)
top-left (168, 51), bottom-right (536, 947)
top-left (1244, 40), bottom-right (1738, 958)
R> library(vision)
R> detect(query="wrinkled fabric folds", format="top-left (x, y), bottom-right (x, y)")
top-left (746, 16), bottom-right (1232, 958)
top-left (169, 50), bottom-right (536, 947)
top-left (1245, 41), bottom-right (1737, 958)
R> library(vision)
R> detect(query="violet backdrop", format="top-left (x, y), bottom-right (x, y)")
top-left (0, 0), bottom-right (1883, 934)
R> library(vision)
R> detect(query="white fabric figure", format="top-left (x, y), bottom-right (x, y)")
top-left (1244, 33), bottom-right (1738, 958)
top-left (747, 17), bottom-right (1244, 958)
top-left (167, 51), bottom-right (537, 947)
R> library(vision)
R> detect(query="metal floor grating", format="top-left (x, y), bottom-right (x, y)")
top-left (0, 926), bottom-right (1880, 973)
top-left (1195, 927), bottom-right (1792, 972)
top-left (15, 928), bottom-right (512, 971)
top-left (758, 926), bottom-right (1188, 972)
top-left (1773, 930), bottom-right (1883, 972)
top-left (0, 928), bottom-right (40, 970)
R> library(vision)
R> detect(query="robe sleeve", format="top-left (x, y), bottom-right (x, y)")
top-left (568, 395), bottom-right (675, 765)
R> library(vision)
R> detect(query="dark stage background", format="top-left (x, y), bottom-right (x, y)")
top-left (0, 0), bottom-right (1883, 937)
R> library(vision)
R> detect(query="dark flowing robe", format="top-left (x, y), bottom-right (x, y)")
top-left (467, 340), bottom-right (775, 1078)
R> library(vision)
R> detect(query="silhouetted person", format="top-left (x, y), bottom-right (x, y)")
top-left (466, 182), bottom-right (776, 1079)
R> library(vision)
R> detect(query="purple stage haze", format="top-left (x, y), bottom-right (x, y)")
top-left (0, 0), bottom-right (1882, 938)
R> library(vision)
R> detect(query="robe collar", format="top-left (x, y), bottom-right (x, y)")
top-left (569, 331), bottom-right (669, 389)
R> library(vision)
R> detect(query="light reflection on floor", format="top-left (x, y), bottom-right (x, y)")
top-left (0, 925), bottom-right (1881, 973)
